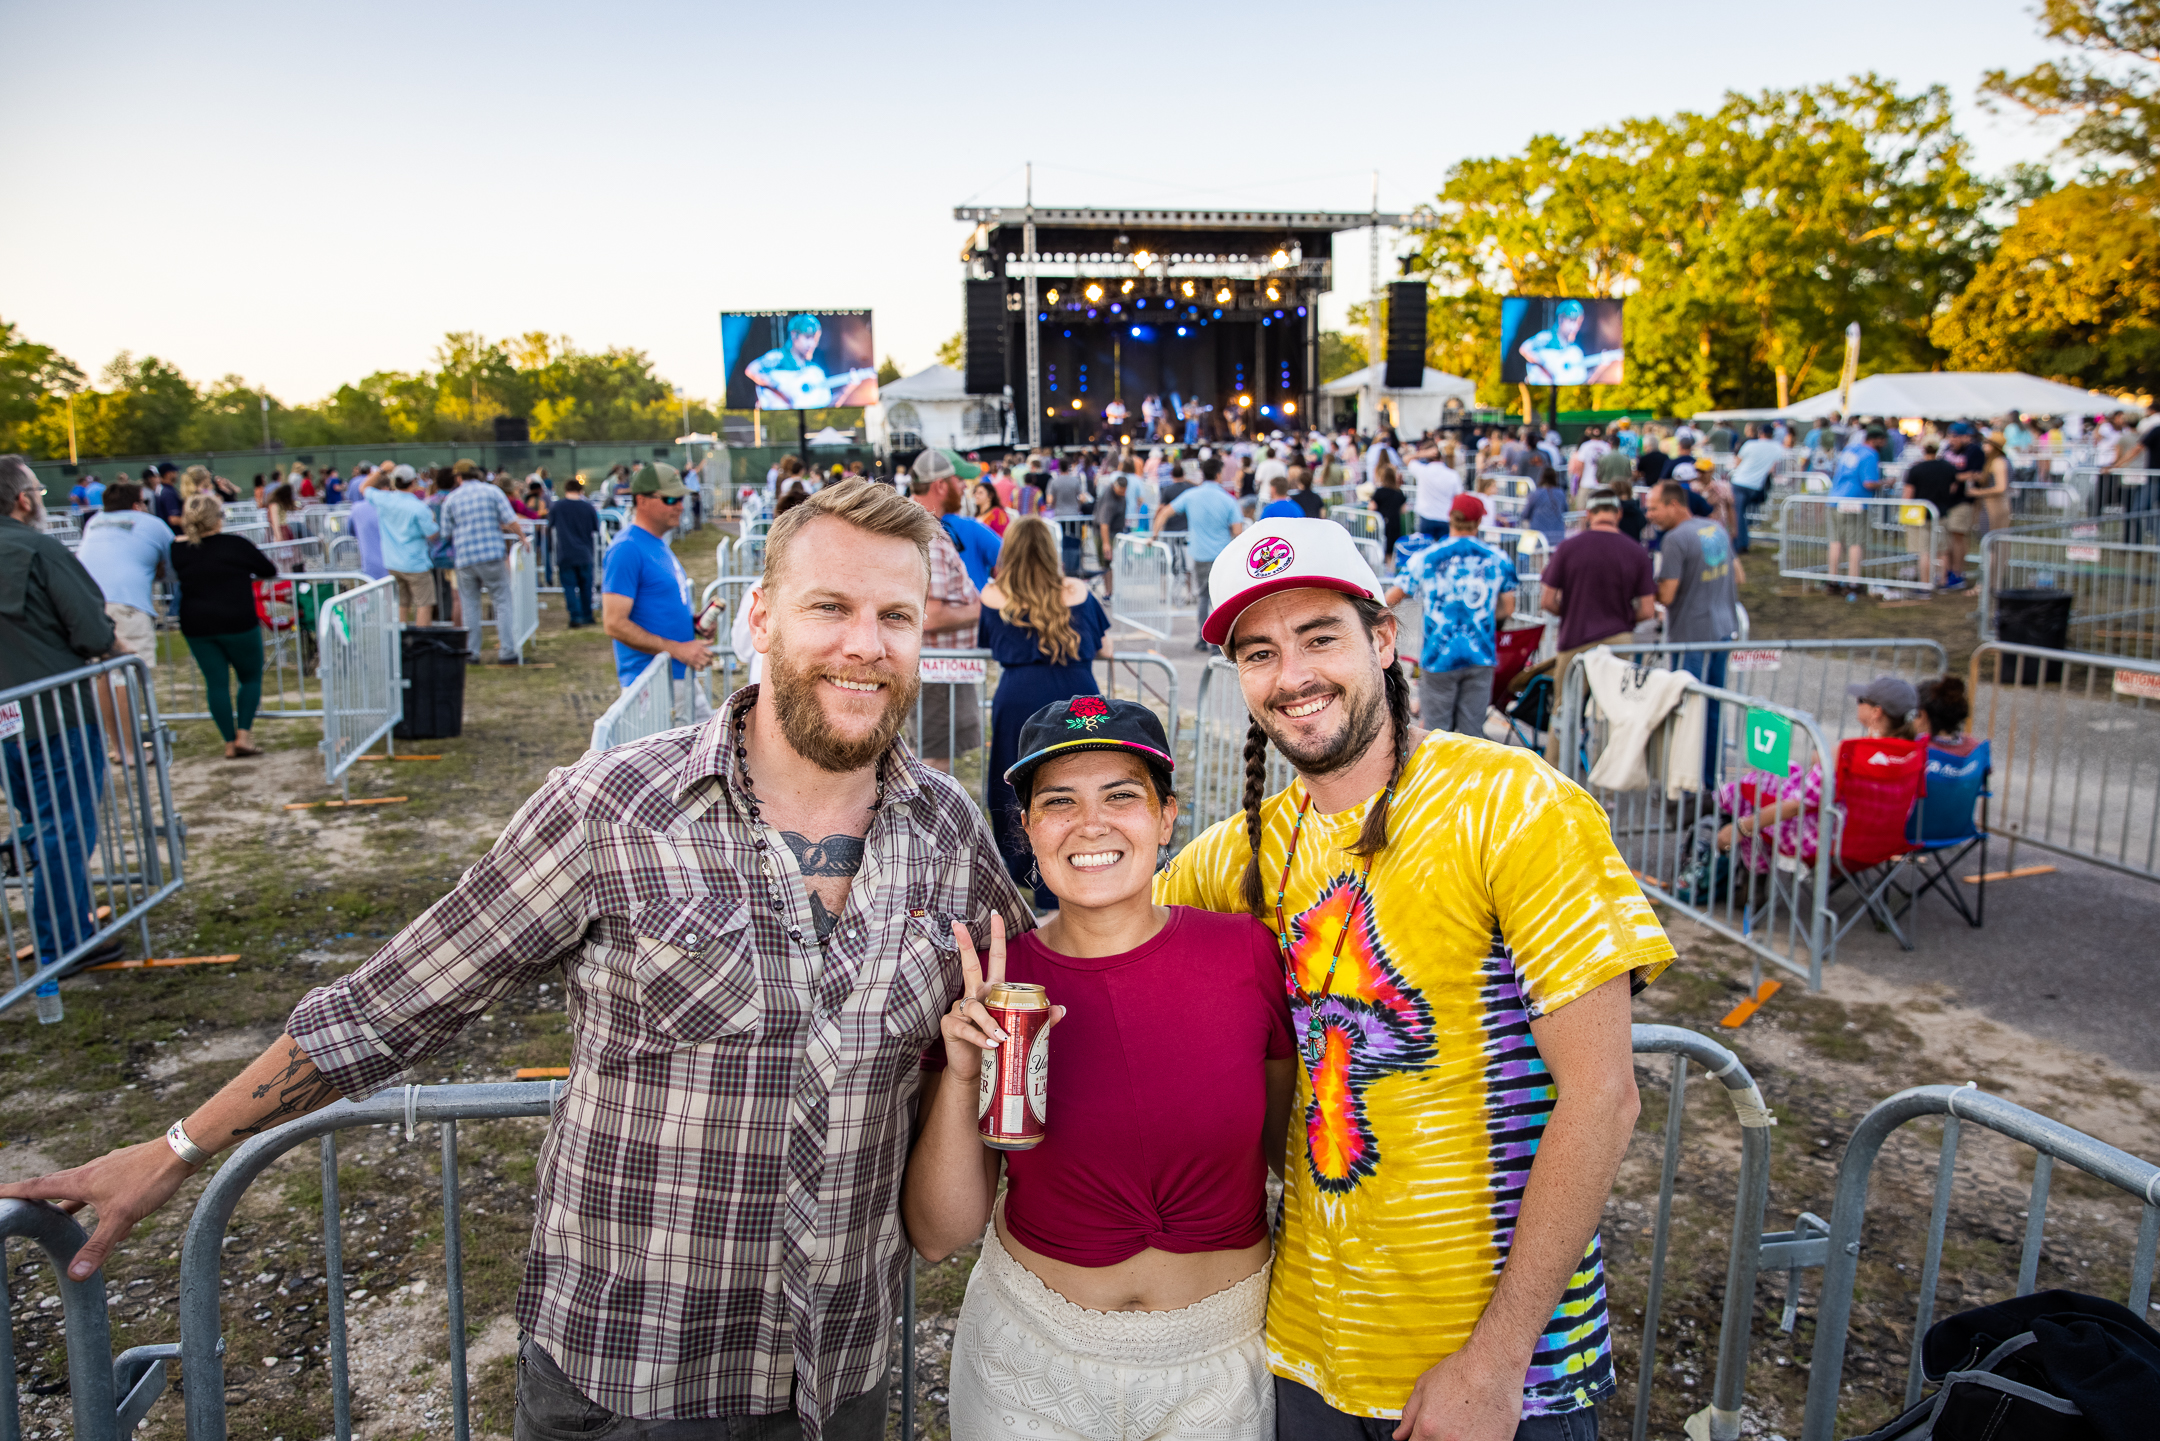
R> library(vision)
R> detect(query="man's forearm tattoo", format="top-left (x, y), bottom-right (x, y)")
top-left (231, 1043), bottom-right (342, 1138)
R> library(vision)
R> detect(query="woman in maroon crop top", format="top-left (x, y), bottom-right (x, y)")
top-left (904, 696), bottom-right (1294, 1440)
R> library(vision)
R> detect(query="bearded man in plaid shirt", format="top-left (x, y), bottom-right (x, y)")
top-left (2, 481), bottom-right (1033, 1441)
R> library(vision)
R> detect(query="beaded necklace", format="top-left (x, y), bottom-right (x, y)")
top-left (1273, 789), bottom-right (1379, 1069)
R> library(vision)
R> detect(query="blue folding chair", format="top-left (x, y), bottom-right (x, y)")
top-left (1902, 739), bottom-right (1990, 928)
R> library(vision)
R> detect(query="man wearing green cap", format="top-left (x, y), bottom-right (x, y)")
top-left (602, 464), bottom-right (711, 707)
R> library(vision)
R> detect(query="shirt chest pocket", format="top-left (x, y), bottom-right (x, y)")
top-left (630, 897), bottom-right (761, 1046)
top-left (883, 911), bottom-right (962, 1047)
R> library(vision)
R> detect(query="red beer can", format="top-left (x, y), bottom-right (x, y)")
top-left (977, 982), bottom-right (1050, 1151)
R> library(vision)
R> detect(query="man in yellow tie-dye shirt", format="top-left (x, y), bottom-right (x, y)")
top-left (1158, 519), bottom-right (1674, 1441)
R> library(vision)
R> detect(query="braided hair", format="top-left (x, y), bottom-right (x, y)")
top-left (1237, 595), bottom-right (1413, 916)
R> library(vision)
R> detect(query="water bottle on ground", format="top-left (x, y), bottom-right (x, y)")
top-left (34, 979), bottom-right (62, 1025)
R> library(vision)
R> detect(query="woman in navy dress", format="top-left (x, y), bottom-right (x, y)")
top-left (980, 516), bottom-right (1109, 907)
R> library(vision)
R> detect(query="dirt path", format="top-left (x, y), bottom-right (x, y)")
top-left (3, 530), bottom-right (2152, 1441)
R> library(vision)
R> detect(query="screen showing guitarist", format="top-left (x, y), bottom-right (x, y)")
top-left (744, 313), bottom-right (880, 410)
top-left (1517, 299), bottom-right (1624, 386)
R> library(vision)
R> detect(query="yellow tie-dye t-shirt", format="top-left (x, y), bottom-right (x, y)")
top-left (1156, 729), bottom-right (1673, 1420)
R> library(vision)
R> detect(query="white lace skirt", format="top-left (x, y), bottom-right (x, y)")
top-left (946, 1228), bottom-right (1274, 1441)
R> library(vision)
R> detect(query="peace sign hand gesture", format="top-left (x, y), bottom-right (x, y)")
top-left (942, 915), bottom-right (1061, 1076)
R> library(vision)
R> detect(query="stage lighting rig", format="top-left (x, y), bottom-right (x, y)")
top-left (1265, 283), bottom-right (1281, 302)
top-left (1181, 280), bottom-right (1196, 298)
top-left (1046, 288), bottom-right (1059, 304)
top-left (1132, 249), bottom-right (1154, 269)
top-left (1085, 283), bottom-right (1104, 303)
top-left (1271, 247), bottom-right (1289, 269)
top-left (1121, 279), bottom-right (1134, 294)
top-left (1214, 285), bottom-right (1232, 304)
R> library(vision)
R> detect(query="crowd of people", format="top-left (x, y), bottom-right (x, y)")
top-left (3, 470), bottom-right (1674, 1441)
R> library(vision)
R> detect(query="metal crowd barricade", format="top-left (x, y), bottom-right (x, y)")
top-left (1482, 527), bottom-right (1551, 616)
top-left (1778, 495), bottom-right (1940, 594)
top-left (1560, 639), bottom-right (1947, 750)
top-left (1559, 660), bottom-right (1837, 991)
top-left (0, 656), bottom-right (185, 1012)
top-left (1977, 530), bottom-right (2160, 661)
top-left (1185, 658), bottom-right (1292, 838)
top-left (1326, 505), bottom-right (1384, 546)
top-left (290, 505), bottom-right (354, 541)
top-left (0, 1198), bottom-right (176, 1441)
top-left (179, 1081), bottom-right (560, 1441)
top-left (318, 579), bottom-right (403, 801)
top-left (2054, 465), bottom-right (2160, 532)
top-left (257, 536), bottom-right (330, 573)
top-left (1798, 1085), bottom-right (2160, 1441)
top-left (1110, 535), bottom-right (1182, 641)
top-left (1969, 643), bottom-right (2160, 882)
top-left (153, 572), bottom-right (377, 722)
top-left (588, 652), bottom-right (685, 754)
top-left (477, 542), bottom-right (540, 663)
top-left (907, 648), bottom-right (995, 809)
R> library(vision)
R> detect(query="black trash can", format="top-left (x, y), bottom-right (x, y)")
top-left (1993, 588), bottom-right (2072, 684)
top-left (396, 625), bottom-right (468, 739)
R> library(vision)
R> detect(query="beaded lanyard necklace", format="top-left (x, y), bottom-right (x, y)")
top-left (1273, 788), bottom-right (1378, 1068)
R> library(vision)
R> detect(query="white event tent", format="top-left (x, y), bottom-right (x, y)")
top-left (865, 364), bottom-right (1008, 453)
top-left (1695, 371), bottom-right (2145, 423)
top-left (1319, 365), bottom-right (1478, 435)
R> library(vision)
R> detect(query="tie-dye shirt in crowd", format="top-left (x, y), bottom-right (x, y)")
top-left (1157, 730), bottom-right (1674, 1420)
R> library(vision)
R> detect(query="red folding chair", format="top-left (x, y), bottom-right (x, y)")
top-left (1490, 623), bottom-right (1548, 746)
top-left (1826, 737), bottom-right (1928, 949)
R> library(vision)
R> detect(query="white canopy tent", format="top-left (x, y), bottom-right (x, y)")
top-left (1695, 371), bottom-right (2145, 423)
top-left (1319, 365), bottom-right (1479, 436)
top-left (865, 364), bottom-right (1008, 454)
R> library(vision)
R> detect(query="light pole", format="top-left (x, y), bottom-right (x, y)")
top-left (260, 394), bottom-right (271, 450)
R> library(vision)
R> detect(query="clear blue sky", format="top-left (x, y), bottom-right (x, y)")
top-left (0, 0), bottom-right (2072, 404)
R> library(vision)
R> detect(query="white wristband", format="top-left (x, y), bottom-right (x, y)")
top-left (165, 1119), bottom-right (211, 1168)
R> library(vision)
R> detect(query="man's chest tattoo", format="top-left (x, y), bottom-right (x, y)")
top-left (782, 831), bottom-right (865, 940)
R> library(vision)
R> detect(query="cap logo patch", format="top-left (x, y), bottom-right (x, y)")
top-left (1064, 695), bottom-right (1110, 731)
top-left (1246, 535), bottom-right (1295, 579)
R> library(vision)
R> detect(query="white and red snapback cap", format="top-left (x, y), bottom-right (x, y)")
top-left (1202, 518), bottom-right (1383, 646)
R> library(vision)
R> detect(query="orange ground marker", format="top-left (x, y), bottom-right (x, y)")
top-left (1962, 865), bottom-right (2056, 884)
top-left (1720, 979), bottom-right (1784, 1029)
top-left (515, 1067), bottom-right (570, 1080)
top-left (87, 954), bottom-right (240, 972)
top-left (284, 797), bottom-right (409, 810)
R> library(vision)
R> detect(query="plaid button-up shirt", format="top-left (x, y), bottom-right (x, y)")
top-left (287, 685), bottom-right (1033, 1432)
top-left (438, 481), bottom-right (520, 567)
top-left (923, 526), bottom-right (977, 651)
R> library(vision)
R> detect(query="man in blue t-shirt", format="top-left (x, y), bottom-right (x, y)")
top-left (1151, 467), bottom-right (1245, 650)
top-left (910, 450), bottom-right (1001, 589)
top-left (1828, 430), bottom-right (1887, 590)
top-left (601, 464), bottom-right (710, 700)
top-left (76, 481), bottom-right (175, 674)
top-left (549, 479), bottom-right (603, 628)
top-left (1383, 493), bottom-right (1517, 735)
top-left (1260, 475), bottom-right (1304, 520)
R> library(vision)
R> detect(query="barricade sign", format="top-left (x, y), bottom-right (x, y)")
top-left (2115, 669), bottom-right (2160, 699)
top-left (1743, 708), bottom-right (1791, 774)
top-left (920, 656), bottom-right (987, 685)
top-left (0, 701), bottom-right (18, 740)
top-left (1730, 649), bottom-right (1782, 673)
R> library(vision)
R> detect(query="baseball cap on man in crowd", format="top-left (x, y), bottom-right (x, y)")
top-left (628, 463), bottom-right (686, 498)
top-left (1200, 517), bottom-right (1383, 646)
top-left (1449, 493), bottom-right (1486, 523)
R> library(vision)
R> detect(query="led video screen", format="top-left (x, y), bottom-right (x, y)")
top-left (1498, 297), bottom-right (1625, 386)
top-left (721, 310), bottom-right (879, 410)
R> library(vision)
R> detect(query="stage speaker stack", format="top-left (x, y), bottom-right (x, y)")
top-left (964, 280), bottom-right (1006, 394)
top-left (1384, 282), bottom-right (1427, 391)
top-left (492, 415), bottom-right (531, 444)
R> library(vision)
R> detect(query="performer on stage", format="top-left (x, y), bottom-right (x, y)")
top-left (1517, 300), bottom-right (1623, 386)
top-left (744, 314), bottom-right (879, 410)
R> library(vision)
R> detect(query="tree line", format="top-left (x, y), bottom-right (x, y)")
top-left (1335, 0), bottom-right (2157, 416)
top-left (0, 328), bottom-right (727, 464)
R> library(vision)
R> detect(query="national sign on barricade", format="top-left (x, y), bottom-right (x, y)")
top-left (0, 655), bottom-right (186, 1013)
top-left (1969, 643), bottom-right (2160, 883)
top-left (317, 578), bottom-right (403, 801)
top-left (907, 648), bottom-right (995, 807)
top-left (1978, 529), bottom-right (2160, 662)
top-left (1778, 494), bottom-right (1940, 595)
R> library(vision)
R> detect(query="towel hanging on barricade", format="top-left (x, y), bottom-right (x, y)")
top-left (1582, 647), bottom-right (1707, 796)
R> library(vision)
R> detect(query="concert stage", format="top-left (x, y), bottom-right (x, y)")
top-left (954, 205), bottom-right (1405, 450)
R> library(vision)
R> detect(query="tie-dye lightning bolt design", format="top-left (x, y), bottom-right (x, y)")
top-left (1283, 871), bottom-right (1435, 1192)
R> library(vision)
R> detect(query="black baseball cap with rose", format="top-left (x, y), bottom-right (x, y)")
top-left (1004, 696), bottom-right (1175, 800)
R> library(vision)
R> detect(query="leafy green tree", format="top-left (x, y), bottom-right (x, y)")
top-left (1317, 330), bottom-right (1367, 383)
top-left (0, 320), bottom-right (83, 453)
top-left (1408, 77), bottom-right (1994, 415)
top-left (935, 330), bottom-right (965, 369)
top-left (877, 355), bottom-right (903, 385)
top-left (1982, 0), bottom-right (2160, 187)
